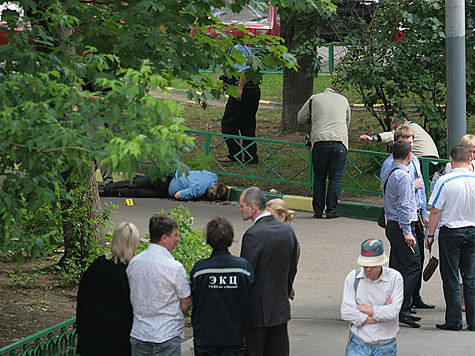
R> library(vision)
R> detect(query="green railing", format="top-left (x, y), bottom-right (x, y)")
top-left (201, 43), bottom-right (339, 75)
top-left (0, 318), bottom-right (76, 356)
top-left (186, 130), bottom-right (448, 198)
top-left (186, 130), bottom-right (312, 189)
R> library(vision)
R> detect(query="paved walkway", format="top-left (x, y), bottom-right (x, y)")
top-left (103, 197), bottom-right (474, 356)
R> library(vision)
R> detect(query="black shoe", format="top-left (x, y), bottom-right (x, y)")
top-left (399, 316), bottom-right (421, 328)
top-left (410, 309), bottom-right (417, 314)
top-left (410, 316), bottom-right (422, 322)
top-left (412, 299), bottom-right (435, 309)
top-left (436, 323), bottom-right (461, 331)
top-left (326, 213), bottom-right (340, 219)
top-left (466, 325), bottom-right (474, 331)
top-left (313, 214), bottom-right (323, 219)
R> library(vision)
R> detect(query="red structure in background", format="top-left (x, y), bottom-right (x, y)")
top-left (192, 4), bottom-right (280, 38)
top-left (0, 2), bottom-right (31, 45)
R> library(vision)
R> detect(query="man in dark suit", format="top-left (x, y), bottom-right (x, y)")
top-left (239, 187), bottom-right (299, 356)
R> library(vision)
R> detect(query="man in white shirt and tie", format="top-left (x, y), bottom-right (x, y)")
top-left (341, 239), bottom-right (404, 355)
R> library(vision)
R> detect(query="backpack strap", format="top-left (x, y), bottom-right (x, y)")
top-left (353, 267), bottom-right (362, 297)
top-left (347, 268), bottom-right (363, 350)
top-left (383, 168), bottom-right (400, 193)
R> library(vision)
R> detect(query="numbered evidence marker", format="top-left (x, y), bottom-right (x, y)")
top-left (124, 199), bottom-right (134, 206)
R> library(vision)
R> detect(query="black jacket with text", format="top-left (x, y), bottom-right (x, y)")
top-left (191, 249), bottom-right (255, 348)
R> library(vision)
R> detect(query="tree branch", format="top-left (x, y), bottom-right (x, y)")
top-left (1, 139), bottom-right (92, 154)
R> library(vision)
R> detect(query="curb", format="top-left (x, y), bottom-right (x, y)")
top-left (228, 187), bottom-right (381, 221)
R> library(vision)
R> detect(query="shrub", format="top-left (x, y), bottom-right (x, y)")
top-left (137, 206), bottom-right (211, 276)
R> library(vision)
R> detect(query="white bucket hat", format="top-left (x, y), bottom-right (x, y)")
top-left (357, 239), bottom-right (389, 267)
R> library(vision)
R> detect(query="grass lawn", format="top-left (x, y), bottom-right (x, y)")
top-left (171, 73), bottom-right (361, 104)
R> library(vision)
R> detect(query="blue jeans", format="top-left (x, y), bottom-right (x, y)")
top-left (131, 336), bottom-right (181, 356)
top-left (346, 335), bottom-right (397, 356)
top-left (438, 226), bottom-right (475, 328)
top-left (311, 141), bottom-right (347, 216)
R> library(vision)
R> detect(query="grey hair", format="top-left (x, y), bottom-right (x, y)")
top-left (242, 186), bottom-right (266, 210)
top-left (107, 222), bottom-right (140, 264)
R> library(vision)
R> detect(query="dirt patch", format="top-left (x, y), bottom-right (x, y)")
top-left (0, 255), bottom-right (76, 348)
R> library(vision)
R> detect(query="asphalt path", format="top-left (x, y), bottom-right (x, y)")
top-left (102, 197), bottom-right (474, 356)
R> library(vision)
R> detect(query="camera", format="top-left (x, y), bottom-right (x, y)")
top-left (305, 135), bottom-right (312, 148)
top-left (219, 75), bottom-right (238, 86)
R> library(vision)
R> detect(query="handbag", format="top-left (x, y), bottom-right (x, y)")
top-left (377, 168), bottom-right (400, 228)
top-left (423, 251), bottom-right (439, 282)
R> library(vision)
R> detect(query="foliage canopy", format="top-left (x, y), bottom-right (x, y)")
top-left (0, 0), bottom-right (297, 261)
top-left (335, 0), bottom-right (474, 154)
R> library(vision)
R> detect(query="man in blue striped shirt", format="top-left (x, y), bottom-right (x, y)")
top-left (381, 126), bottom-right (435, 310)
top-left (381, 141), bottom-right (422, 328)
top-left (426, 145), bottom-right (475, 331)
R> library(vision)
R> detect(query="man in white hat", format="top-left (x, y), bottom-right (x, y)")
top-left (341, 239), bottom-right (404, 355)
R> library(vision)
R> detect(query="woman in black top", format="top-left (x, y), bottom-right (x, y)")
top-left (76, 222), bottom-right (140, 356)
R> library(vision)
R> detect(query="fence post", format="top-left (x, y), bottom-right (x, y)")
top-left (328, 43), bottom-right (334, 74)
top-left (204, 133), bottom-right (211, 156)
top-left (420, 158), bottom-right (430, 200)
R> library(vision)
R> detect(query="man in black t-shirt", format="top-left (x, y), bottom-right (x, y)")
top-left (191, 217), bottom-right (255, 355)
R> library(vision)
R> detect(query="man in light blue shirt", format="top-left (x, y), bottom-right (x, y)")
top-left (100, 170), bottom-right (228, 201)
top-left (381, 141), bottom-right (421, 328)
top-left (168, 170), bottom-right (222, 200)
top-left (380, 126), bottom-right (434, 310)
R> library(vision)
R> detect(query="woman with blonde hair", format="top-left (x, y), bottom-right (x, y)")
top-left (76, 222), bottom-right (140, 356)
top-left (266, 198), bottom-right (299, 299)
top-left (444, 134), bottom-right (475, 173)
top-left (266, 198), bottom-right (296, 223)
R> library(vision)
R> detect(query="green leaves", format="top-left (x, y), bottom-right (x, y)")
top-left (335, 0), bottom-right (463, 144)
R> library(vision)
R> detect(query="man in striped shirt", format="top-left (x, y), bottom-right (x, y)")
top-left (381, 141), bottom-right (422, 328)
top-left (426, 145), bottom-right (475, 331)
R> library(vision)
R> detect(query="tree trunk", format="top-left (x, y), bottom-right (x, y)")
top-left (58, 163), bottom-right (102, 267)
top-left (280, 15), bottom-right (314, 134)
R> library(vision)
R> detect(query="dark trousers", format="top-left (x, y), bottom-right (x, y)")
top-left (420, 156), bottom-right (442, 177)
top-left (311, 141), bottom-right (347, 216)
top-left (100, 175), bottom-right (171, 198)
top-left (385, 221), bottom-right (421, 318)
top-left (221, 86), bottom-right (261, 163)
top-left (412, 216), bottom-right (426, 302)
top-left (246, 324), bottom-right (289, 356)
top-left (438, 226), bottom-right (475, 328)
top-left (194, 344), bottom-right (245, 356)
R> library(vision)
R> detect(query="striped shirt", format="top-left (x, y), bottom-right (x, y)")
top-left (381, 162), bottom-right (418, 236)
top-left (381, 154), bottom-right (428, 219)
top-left (428, 168), bottom-right (475, 228)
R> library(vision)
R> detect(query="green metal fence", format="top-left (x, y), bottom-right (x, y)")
top-left (201, 43), bottom-right (339, 75)
top-left (186, 130), bottom-right (312, 189)
top-left (186, 130), bottom-right (448, 197)
top-left (0, 318), bottom-right (76, 356)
